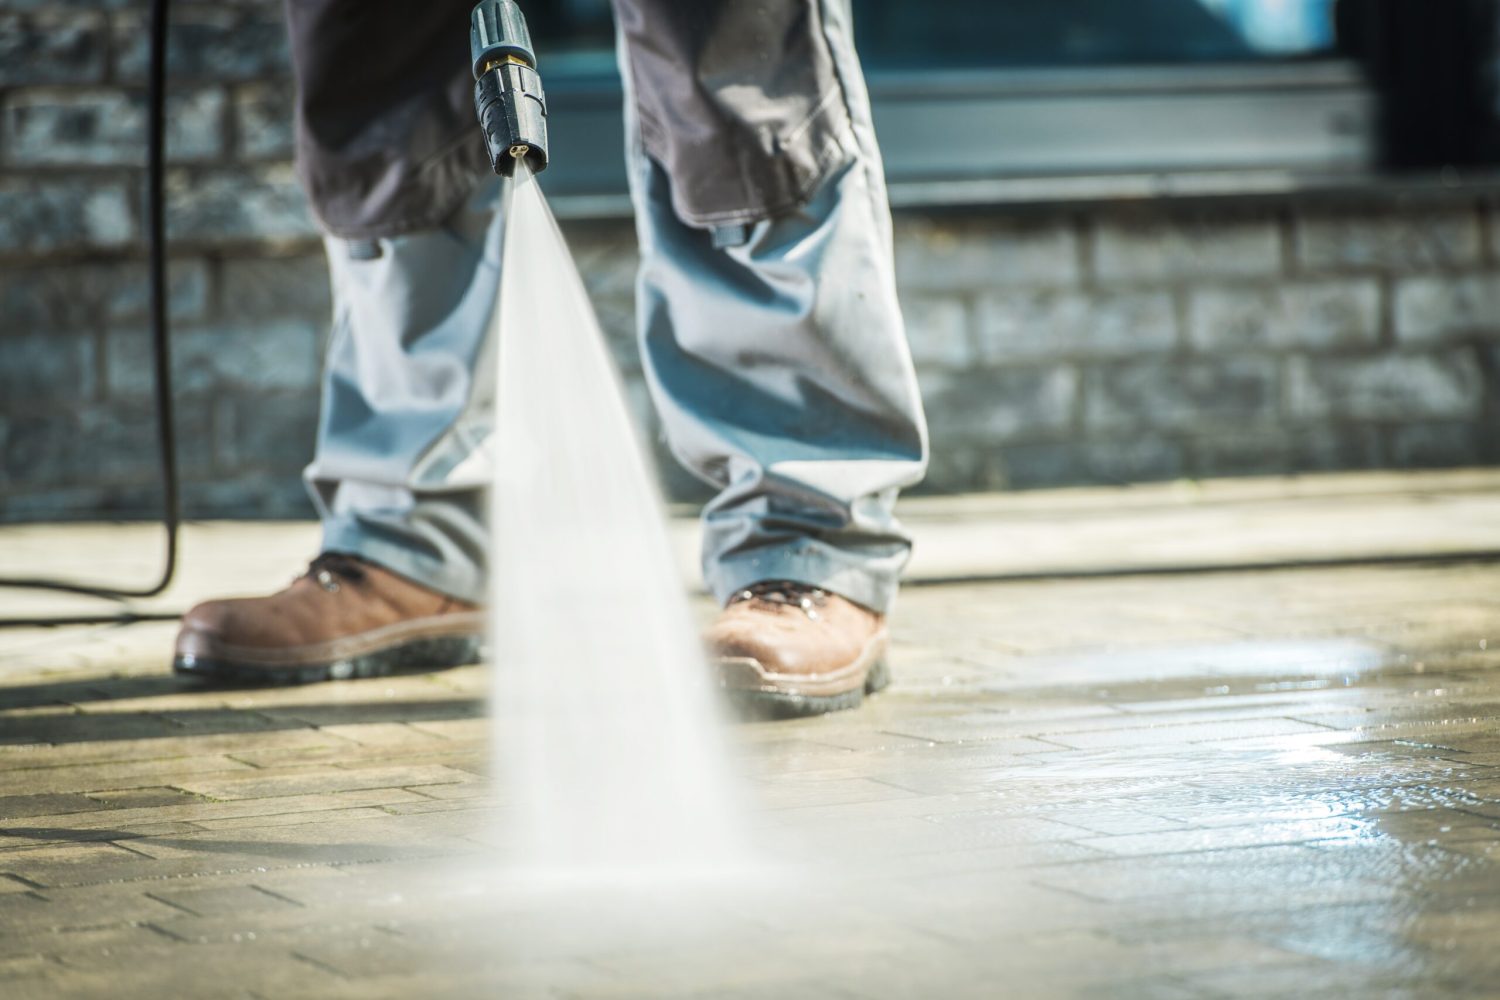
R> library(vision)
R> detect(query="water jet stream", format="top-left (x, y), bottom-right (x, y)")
top-left (488, 164), bottom-right (749, 881)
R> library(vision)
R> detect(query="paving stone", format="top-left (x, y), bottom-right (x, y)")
top-left (0, 728), bottom-right (347, 767)
top-left (1, 500), bottom-right (1500, 994)
top-left (0, 882), bottom-right (181, 934)
top-left (0, 841), bottom-right (156, 887)
top-left (0, 793), bottom-right (109, 821)
top-left (189, 806), bottom-right (404, 832)
top-left (50, 942), bottom-right (348, 999)
top-left (2, 788), bottom-right (433, 837)
top-left (0, 922), bottom-right (170, 964)
top-left (397, 781), bottom-right (493, 802)
top-left (148, 883), bottom-right (304, 918)
top-left (403, 718), bottom-right (490, 741)
top-left (172, 764), bottom-right (478, 801)
top-left (84, 787), bottom-right (197, 809)
top-left (0, 754), bottom-right (257, 797)
top-left (1040, 717), bottom-right (1337, 750)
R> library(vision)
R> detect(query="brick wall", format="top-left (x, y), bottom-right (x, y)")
top-left (903, 204), bottom-right (1500, 492)
top-left (3, 1), bottom-right (1499, 521)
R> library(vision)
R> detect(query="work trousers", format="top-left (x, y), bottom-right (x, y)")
top-left (294, 0), bottom-right (929, 612)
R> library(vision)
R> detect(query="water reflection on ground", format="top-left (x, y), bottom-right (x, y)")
top-left (1, 560), bottom-right (1497, 997)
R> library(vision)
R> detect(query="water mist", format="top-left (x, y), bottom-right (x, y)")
top-left (487, 163), bottom-right (748, 882)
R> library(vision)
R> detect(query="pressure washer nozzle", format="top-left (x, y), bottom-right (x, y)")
top-left (470, 0), bottom-right (548, 176)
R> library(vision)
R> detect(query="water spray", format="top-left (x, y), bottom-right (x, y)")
top-left (470, 0), bottom-right (549, 177)
top-left (465, 0), bottom-right (750, 883)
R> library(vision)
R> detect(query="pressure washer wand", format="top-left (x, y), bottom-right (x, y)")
top-left (470, 0), bottom-right (548, 176)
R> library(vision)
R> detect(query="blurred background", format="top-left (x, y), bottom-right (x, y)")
top-left (1, 0), bottom-right (1498, 521)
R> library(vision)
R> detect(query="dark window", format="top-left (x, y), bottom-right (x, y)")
top-left (853, 0), bottom-right (1337, 69)
top-left (527, 1), bottom-right (1497, 211)
top-left (526, 0), bottom-right (1339, 69)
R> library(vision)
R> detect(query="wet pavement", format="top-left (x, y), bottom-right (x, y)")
top-left (2, 478), bottom-right (1499, 998)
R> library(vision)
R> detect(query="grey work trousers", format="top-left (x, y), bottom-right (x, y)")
top-left (301, 0), bottom-right (929, 613)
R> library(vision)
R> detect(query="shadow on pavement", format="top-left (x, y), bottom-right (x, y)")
top-left (0, 680), bottom-right (484, 745)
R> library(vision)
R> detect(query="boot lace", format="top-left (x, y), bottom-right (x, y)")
top-left (729, 580), bottom-right (829, 621)
top-left (304, 553), bottom-right (367, 594)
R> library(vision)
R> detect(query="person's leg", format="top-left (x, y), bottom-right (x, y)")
top-left (622, 0), bottom-right (928, 615)
top-left (305, 179), bottom-right (504, 605)
top-left (175, 0), bottom-right (507, 683)
top-left (618, 0), bottom-right (927, 714)
top-left (173, 182), bottom-right (503, 683)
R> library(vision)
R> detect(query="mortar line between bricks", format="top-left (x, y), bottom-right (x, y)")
top-left (1071, 833), bottom-right (1369, 862)
top-left (0, 754), bottom-right (250, 776)
top-left (1474, 200), bottom-right (1496, 267)
top-left (37, 861), bottom-right (351, 891)
top-left (108, 840), bottom-right (158, 858)
top-left (1377, 273), bottom-right (1397, 349)
top-left (1073, 213), bottom-right (1095, 290)
top-left (1025, 876), bottom-right (1113, 905)
top-left (399, 786), bottom-right (444, 800)
top-left (250, 884), bottom-right (306, 908)
top-left (143, 921), bottom-right (192, 943)
top-left (1279, 207), bottom-right (1298, 278)
top-left (143, 890), bottom-right (203, 917)
top-left (291, 950), bottom-right (351, 978)
top-left (0, 872), bottom-right (45, 891)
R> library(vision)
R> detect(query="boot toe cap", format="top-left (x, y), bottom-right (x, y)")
top-left (174, 599), bottom-right (241, 659)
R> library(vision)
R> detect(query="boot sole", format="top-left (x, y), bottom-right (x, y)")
top-left (173, 634), bottom-right (484, 686)
top-left (717, 631), bottom-right (890, 721)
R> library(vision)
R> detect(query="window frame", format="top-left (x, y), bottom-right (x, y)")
top-left (541, 59), bottom-right (1380, 218)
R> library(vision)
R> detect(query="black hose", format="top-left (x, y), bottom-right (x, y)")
top-left (0, 0), bottom-right (179, 624)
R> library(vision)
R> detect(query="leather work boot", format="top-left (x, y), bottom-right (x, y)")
top-left (173, 553), bottom-right (484, 684)
top-left (707, 581), bottom-right (889, 719)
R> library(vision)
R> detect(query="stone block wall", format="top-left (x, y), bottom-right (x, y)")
top-left (2, 0), bottom-right (1498, 520)
top-left (904, 205), bottom-right (1500, 492)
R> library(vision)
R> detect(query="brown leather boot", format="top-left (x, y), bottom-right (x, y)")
top-left (173, 553), bottom-right (484, 684)
top-left (706, 581), bottom-right (889, 718)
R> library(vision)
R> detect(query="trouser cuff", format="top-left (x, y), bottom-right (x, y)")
top-left (706, 544), bottom-right (905, 615)
top-left (321, 517), bottom-right (488, 606)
